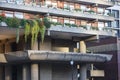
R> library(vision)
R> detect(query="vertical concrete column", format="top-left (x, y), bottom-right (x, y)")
top-left (23, 65), bottom-right (30, 80)
top-left (5, 66), bottom-right (12, 80)
top-left (40, 63), bottom-right (52, 80)
top-left (80, 41), bottom-right (86, 53)
top-left (80, 65), bottom-right (87, 80)
top-left (0, 66), bottom-right (4, 80)
top-left (31, 63), bottom-right (39, 80)
top-left (79, 40), bottom-right (87, 80)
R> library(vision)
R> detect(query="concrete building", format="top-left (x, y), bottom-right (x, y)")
top-left (0, 0), bottom-right (116, 80)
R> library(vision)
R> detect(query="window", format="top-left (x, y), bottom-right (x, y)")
top-left (112, 10), bottom-right (119, 18)
top-left (52, 1), bottom-right (57, 8)
top-left (81, 20), bottom-right (87, 25)
top-left (70, 19), bottom-right (75, 24)
top-left (14, 12), bottom-right (23, 19)
top-left (98, 22), bottom-right (104, 30)
top-left (5, 11), bottom-right (13, 17)
top-left (69, 3), bottom-right (74, 10)
top-left (104, 10), bottom-right (109, 16)
top-left (113, 20), bottom-right (119, 28)
top-left (45, 0), bottom-right (51, 6)
top-left (97, 7), bottom-right (104, 15)
top-left (81, 5), bottom-right (87, 11)
top-left (64, 2), bottom-right (69, 8)
top-left (51, 17), bottom-right (58, 22)
top-left (64, 18), bottom-right (69, 23)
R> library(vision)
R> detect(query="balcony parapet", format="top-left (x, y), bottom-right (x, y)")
top-left (70, 0), bottom-right (113, 7)
top-left (3, 50), bottom-right (112, 63)
top-left (0, 2), bottom-right (114, 21)
top-left (49, 25), bottom-right (116, 37)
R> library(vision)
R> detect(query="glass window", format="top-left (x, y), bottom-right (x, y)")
top-left (98, 22), bottom-right (104, 30)
top-left (81, 5), bottom-right (87, 11)
top-left (69, 3), bottom-right (74, 10)
top-left (64, 2), bottom-right (69, 8)
top-left (52, 1), bottom-right (57, 8)
top-left (112, 10), bottom-right (119, 18)
top-left (104, 10), bottom-right (109, 16)
top-left (51, 17), bottom-right (57, 22)
top-left (5, 11), bottom-right (13, 17)
top-left (14, 12), bottom-right (23, 19)
top-left (81, 20), bottom-right (87, 25)
top-left (64, 18), bottom-right (69, 23)
top-left (70, 19), bottom-right (75, 24)
top-left (45, 0), bottom-right (51, 6)
top-left (98, 7), bottom-right (104, 15)
top-left (113, 20), bottom-right (119, 28)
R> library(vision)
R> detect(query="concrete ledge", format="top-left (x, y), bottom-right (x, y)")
top-left (28, 50), bottom-right (112, 63)
top-left (2, 50), bottom-right (112, 63)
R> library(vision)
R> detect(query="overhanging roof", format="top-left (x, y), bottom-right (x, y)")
top-left (1, 50), bottom-right (112, 63)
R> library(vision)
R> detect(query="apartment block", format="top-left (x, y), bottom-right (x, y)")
top-left (0, 0), bottom-right (116, 80)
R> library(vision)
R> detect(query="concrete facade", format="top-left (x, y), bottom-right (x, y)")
top-left (0, 0), bottom-right (116, 80)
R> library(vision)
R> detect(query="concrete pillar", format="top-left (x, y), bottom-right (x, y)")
top-left (80, 41), bottom-right (86, 53)
top-left (31, 63), bottom-right (39, 80)
top-left (5, 66), bottom-right (12, 80)
top-left (17, 66), bottom-right (22, 80)
top-left (0, 66), bottom-right (4, 80)
top-left (23, 65), bottom-right (30, 80)
top-left (79, 41), bottom-right (87, 80)
top-left (40, 63), bottom-right (52, 80)
top-left (80, 65), bottom-right (87, 80)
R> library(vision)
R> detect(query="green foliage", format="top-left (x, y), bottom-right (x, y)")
top-left (5, 17), bottom-right (20, 28)
top-left (51, 22), bottom-right (62, 26)
top-left (0, 16), bottom-right (5, 22)
top-left (0, 15), bottom-right (51, 45)
top-left (91, 26), bottom-right (99, 30)
top-left (16, 28), bottom-right (20, 43)
top-left (24, 22), bottom-right (31, 42)
top-left (43, 17), bottom-right (51, 28)
top-left (80, 25), bottom-right (87, 30)
top-left (74, 9), bottom-right (82, 12)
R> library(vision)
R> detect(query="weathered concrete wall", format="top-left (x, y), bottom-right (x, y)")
top-left (39, 37), bottom-right (52, 51)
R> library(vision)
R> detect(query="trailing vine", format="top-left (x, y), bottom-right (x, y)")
top-left (0, 15), bottom-right (51, 45)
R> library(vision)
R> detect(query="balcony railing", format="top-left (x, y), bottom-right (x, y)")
top-left (73, 0), bottom-right (113, 7)
top-left (0, 2), bottom-right (114, 21)
top-left (49, 24), bottom-right (116, 37)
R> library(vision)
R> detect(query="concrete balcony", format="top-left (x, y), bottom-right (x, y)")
top-left (0, 50), bottom-right (112, 63)
top-left (0, 2), bottom-right (114, 21)
top-left (68, 0), bottom-right (113, 7)
top-left (48, 25), bottom-right (116, 40)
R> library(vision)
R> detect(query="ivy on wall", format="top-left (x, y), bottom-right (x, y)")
top-left (0, 15), bottom-right (51, 46)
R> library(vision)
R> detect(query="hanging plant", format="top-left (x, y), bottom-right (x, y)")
top-left (24, 22), bottom-right (31, 42)
top-left (43, 17), bottom-right (51, 28)
top-left (0, 16), bottom-right (5, 23)
top-left (37, 19), bottom-right (46, 43)
top-left (0, 15), bottom-right (51, 45)
top-left (16, 27), bottom-right (20, 43)
top-left (5, 17), bottom-right (20, 28)
top-left (31, 20), bottom-right (40, 46)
